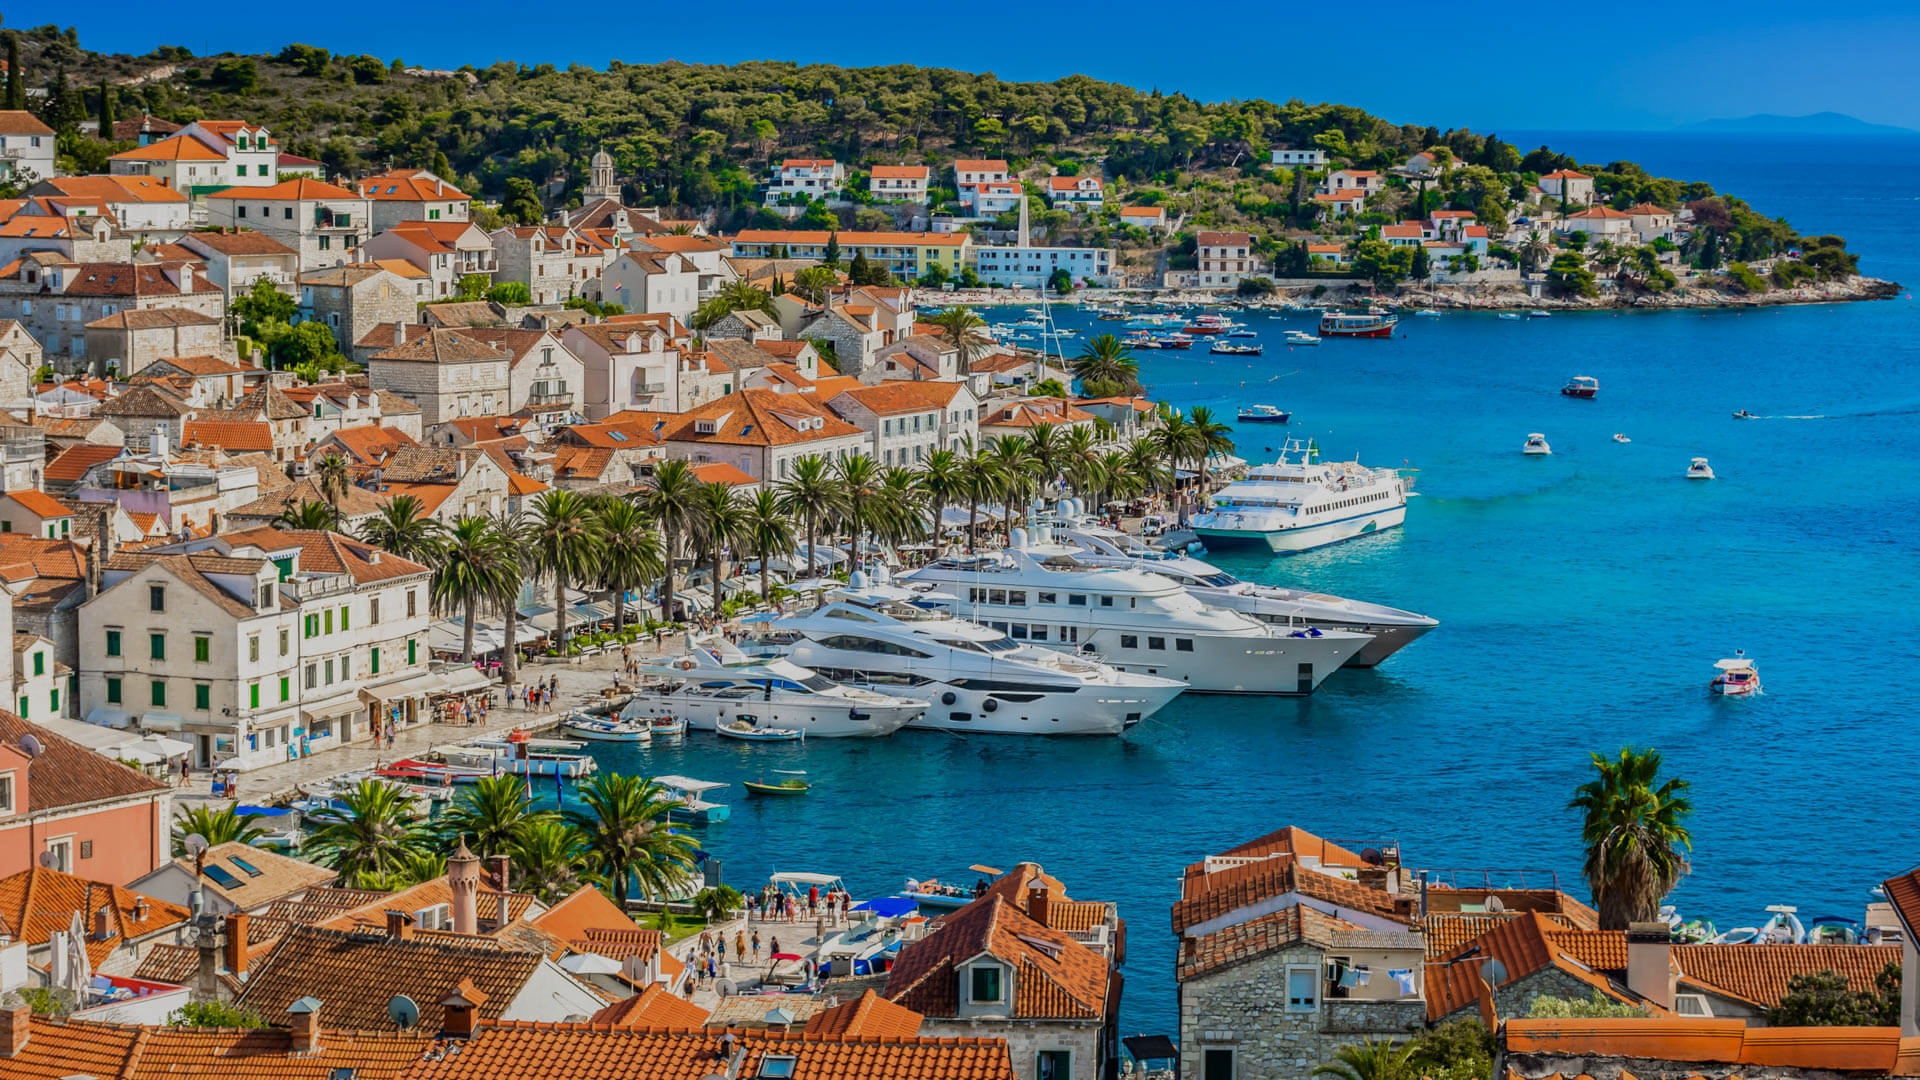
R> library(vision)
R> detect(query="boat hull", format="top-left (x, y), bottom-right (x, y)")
top-left (561, 722), bottom-right (652, 743)
top-left (1192, 504), bottom-right (1407, 555)
top-left (1236, 413), bottom-right (1290, 423)
top-left (1561, 388), bottom-right (1597, 399)
top-left (842, 677), bottom-right (1178, 736)
top-left (743, 782), bottom-right (810, 796)
top-left (622, 694), bottom-right (921, 737)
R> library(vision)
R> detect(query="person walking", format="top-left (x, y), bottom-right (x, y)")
top-left (751, 929), bottom-right (761, 959)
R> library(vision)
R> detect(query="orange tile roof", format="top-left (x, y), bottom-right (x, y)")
top-left (1623, 203), bottom-right (1673, 216)
top-left (953, 159), bottom-right (1009, 173)
top-left (807, 989), bottom-right (924, 1038)
top-left (1568, 206), bottom-right (1633, 220)
top-left (324, 424), bottom-right (418, 464)
top-left (1208, 825), bottom-right (1368, 866)
top-left (1505, 1017), bottom-right (1904, 1072)
top-left (732, 230), bottom-right (966, 248)
top-left (221, 527), bottom-right (430, 583)
top-left (870, 165), bottom-right (929, 179)
top-left (828, 380), bottom-right (964, 414)
top-left (2, 488), bottom-right (73, 518)
top-left (0, 709), bottom-right (167, 812)
top-left (1883, 867), bottom-right (1920, 938)
top-left (886, 896), bottom-right (1109, 1020)
top-left (1196, 231), bottom-right (1253, 246)
top-left (0, 535), bottom-right (88, 578)
top-left (1046, 176), bottom-right (1102, 191)
top-left (508, 472), bottom-right (548, 496)
top-left (981, 398), bottom-right (1096, 430)
top-left (8, 1016), bottom-right (435, 1080)
top-left (1179, 904), bottom-right (1366, 980)
top-left (1120, 205), bottom-right (1165, 218)
top-left (667, 389), bottom-right (865, 448)
top-left (236, 926), bottom-right (549, 1031)
top-left (110, 133), bottom-right (225, 162)
top-left (43, 175), bottom-right (189, 205)
top-left (588, 983), bottom-right (710, 1028)
top-left (207, 177), bottom-right (362, 201)
top-left (781, 158), bottom-right (837, 169)
top-left (561, 420), bottom-right (665, 450)
top-left (1172, 856), bottom-right (1407, 935)
top-left (357, 170), bottom-right (470, 201)
top-left (529, 888), bottom-right (640, 943)
top-left (1675, 943), bottom-right (1899, 1009)
top-left (0, 867), bottom-right (188, 965)
top-left (1542, 169), bottom-right (1593, 180)
top-left (688, 462), bottom-right (757, 486)
top-left (181, 419), bottom-right (276, 452)
top-left (1425, 911), bottom-right (1650, 1021)
top-left (1313, 188), bottom-right (1369, 202)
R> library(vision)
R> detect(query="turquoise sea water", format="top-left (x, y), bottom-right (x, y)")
top-left (562, 134), bottom-right (1920, 1037)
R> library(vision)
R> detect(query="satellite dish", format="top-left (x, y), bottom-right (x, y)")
top-left (1485, 895), bottom-right (1506, 913)
top-left (37, 851), bottom-right (57, 868)
top-left (1360, 847), bottom-right (1384, 866)
top-left (387, 994), bottom-right (420, 1029)
top-left (1480, 958), bottom-right (1508, 986)
top-left (18, 734), bottom-right (44, 758)
top-left (714, 978), bottom-right (736, 997)
top-left (184, 834), bottom-right (210, 856)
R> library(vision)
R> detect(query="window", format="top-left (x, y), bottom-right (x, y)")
top-left (279, 676), bottom-right (290, 702)
top-left (1177, 639), bottom-right (1195, 652)
top-left (1099, 595), bottom-right (1114, 607)
top-left (1036, 1051), bottom-right (1071, 1080)
top-left (969, 965), bottom-right (1003, 1003)
top-left (1148, 637), bottom-right (1165, 650)
top-left (150, 633), bottom-right (165, 660)
top-left (1287, 967), bottom-right (1318, 1011)
top-left (1119, 635), bottom-right (1138, 649)
top-left (340, 606), bottom-right (350, 631)
top-left (195, 684), bottom-right (211, 710)
top-left (149, 585), bottom-right (165, 612)
top-left (106, 676), bottom-right (123, 704)
top-left (15, 696), bottom-right (24, 718)
top-left (0, 772), bottom-right (11, 814)
top-left (79, 839), bottom-right (92, 860)
top-left (324, 610), bottom-right (333, 634)
top-left (324, 659), bottom-right (335, 685)
top-left (407, 590), bottom-right (417, 617)
top-left (31, 652), bottom-right (43, 676)
top-left (45, 837), bottom-right (71, 873)
top-left (759, 1057), bottom-right (797, 1080)
top-left (1068, 594), bottom-right (1087, 606)
top-left (280, 629), bottom-right (290, 655)
top-left (150, 680), bottom-right (166, 707)
top-left (370, 647), bottom-right (380, 674)
top-left (369, 597), bottom-right (380, 624)
top-left (1203, 1049), bottom-right (1236, 1080)
top-left (105, 629), bottom-right (121, 656)
top-left (407, 639), bottom-right (417, 665)
top-left (250, 635), bottom-right (260, 662)
top-left (194, 636), bottom-right (210, 662)
top-left (1037, 592), bottom-right (1056, 605)
top-left (305, 664), bottom-right (318, 690)
top-left (250, 683), bottom-right (261, 709)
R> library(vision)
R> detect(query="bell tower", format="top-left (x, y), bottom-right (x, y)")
top-left (585, 149), bottom-right (618, 202)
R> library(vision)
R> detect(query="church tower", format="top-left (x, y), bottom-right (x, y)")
top-left (584, 149), bottom-right (619, 202)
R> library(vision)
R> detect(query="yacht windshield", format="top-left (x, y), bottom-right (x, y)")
top-left (799, 674), bottom-right (838, 692)
top-left (1199, 572), bottom-right (1240, 587)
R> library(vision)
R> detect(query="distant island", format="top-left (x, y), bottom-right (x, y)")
top-left (1679, 112), bottom-right (1919, 136)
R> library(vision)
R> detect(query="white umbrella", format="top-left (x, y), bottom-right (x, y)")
top-left (559, 952), bottom-right (624, 976)
top-left (137, 734), bottom-right (193, 758)
top-left (115, 745), bottom-right (164, 765)
top-left (66, 910), bottom-right (91, 995)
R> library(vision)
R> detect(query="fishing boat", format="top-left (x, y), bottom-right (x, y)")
top-left (1183, 314), bottom-right (1234, 335)
top-left (1236, 404), bottom-right (1290, 424)
top-left (904, 864), bottom-right (1004, 910)
top-left (1561, 375), bottom-right (1599, 399)
top-left (716, 717), bottom-right (805, 742)
top-left (1210, 341), bottom-right (1263, 356)
top-left (1528, 310), bottom-right (1552, 318)
top-left (1613, 433), bottom-right (1631, 444)
top-left (1710, 650), bottom-right (1760, 696)
top-left (1687, 457), bottom-right (1715, 479)
top-left (1805, 915), bottom-right (1862, 945)
top-left (1318, 310), bottom-right (1398, 338)
top-left (1757, 905), bottom-right (1806, 944)
top-left (561, 714), bottom-right (652, 743)
top-left (649, 715), bottom-right (687, 737)
top-left (656, 775), bottom-right (730, 822)
top-left (1283, 330), bottom-right (1321, 346)
top-left (743, 770), bottom-right (811, 796)
top-left (1523, 433), bottom-right (1552, 455)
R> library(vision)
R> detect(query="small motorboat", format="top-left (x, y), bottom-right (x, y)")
top-left (1732, 409), bottom-right (1757, 419)
top-left (1708, 926), bottom-right (1761, 945)
top-left (1711, 650), bottom-right (1761, 696)
top-left (1613, 433), bottom-right (1631, 444)
top-left (904, 864), bottom-right (1003, 911)
top-left (1561, 375), bottom-right (1599, 399)
top-left (1283, 330), bottom-right (1320, 346)
top-left (1498, 312), bottom-right (1523, 321)
top-left (1210, 341), bottom-right (1264, 356)
top-left (1237, 405), bottom-right (1291, 424)
top-left (1805, 915), bottom-right (1861, 945)
top-left (1413, 309), bottom-right (1443, 318)
top-left (1523, 433), bottom-right (1552, 455)
top-left (1687, 457), bottom-right (1715, 480)
top-left (743, 770), bottom-right (811, 796)
top-left (716, 717), bottom-right (805, 742)
top-left (649, 715), bottom-right (687, 737)
top-left (561, 714), bottom-right (653, 743)
top-left (1757, 905), bottom-right (1806, 944)
top-left (1528, 310), bottom-right (1552, 318)
top-left (1228, 330), bottom-right (1259, 338)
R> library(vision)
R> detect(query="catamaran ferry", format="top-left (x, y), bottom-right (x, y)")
top-left (1188, 438), bottom-right (1409, 553)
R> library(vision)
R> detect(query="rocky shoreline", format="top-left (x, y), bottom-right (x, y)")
top-left (1046, 275), bottom-right (1903, 311)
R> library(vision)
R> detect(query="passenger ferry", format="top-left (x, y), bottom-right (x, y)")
top-left (1318, 310), bottom-right (1398, 338)
top-left (1188, 438), bottom-right (1409, 553)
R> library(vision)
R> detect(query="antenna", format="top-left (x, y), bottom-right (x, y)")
top-left (184, 834), bottom-right (209, 856)
top-left (387, 994), bottom-right (420, 1030)
top-left (1485, 895), bottom-right (1506, 913)
top-left (18, 734), bottom-right (44, 757)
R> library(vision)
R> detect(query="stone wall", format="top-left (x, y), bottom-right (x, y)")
top-left (916, 1017), bottom-right (1104, 1080)
top-left (1180, 943), bottom-right (1427, 1080)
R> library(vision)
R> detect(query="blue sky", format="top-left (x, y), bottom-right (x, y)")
top-left (16, 1), bottom-right (1920, 131)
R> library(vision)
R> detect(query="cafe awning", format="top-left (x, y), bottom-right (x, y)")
top-left (435, 667), bottom-right (492, 696)
top-left (358, 671), bottom-right (444, 704)
top-left (139, 713), bottom-right (184, 731)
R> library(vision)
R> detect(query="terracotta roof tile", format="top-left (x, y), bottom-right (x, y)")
top-left (0, 709), bottom-right (167, 814)
top-left (828, 380), bottom-right (964, 415)
top-left (1504, 1017), bottom-right (1905, 1073)
top-left (1675, 943), bottom-right (1900, 1009)
top-left (220, 527), bottom-right (430, 583)
top-left (182, 229), bottom-right (298, 256)
top-left (807, 989), bottom-right (924, 1038)
top-left (1172, 857), bottom-right (1408, 935)
top-left (0, 535), bottom-right (86, 577)
top-left (885, 896), bottom-right (1109, 1020)
top-left (8, 1015), bottom-right (434, 1080)
top-left (110, 133), bottom-right (225, 161)
top-left (207, 177), bottom-right (361, 201)
top-left (2, 488), bottom-right (73, 518)
top-left (732, 229), bottom-right (965, 248)
top-left (236, 926), bottom-right (549, 1030)
top-left (0, 866), bottom-right (188, 965)
top-left (46, 443), bottom-right (123, 482)
top-left (1179, 904), bottom-right (1372, 980)
top-left (182, 419), bottom-right (276, 452)
top-left (667, 389), bottom-right (864, 448)
top-left (357, 170), bottom-right (470, 202)
top-left (588, 983), bottom-right (710, 1028)
top-left (687, 462), bottom-right (756, 486)
top-left (66, 264), bottom-right (221, 299)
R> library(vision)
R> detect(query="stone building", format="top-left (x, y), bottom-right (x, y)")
top-left (83, 308), bottom-right (228, 377)
top-left (366, 328), bottom-right (512, 427)
top-left (300, 263), bottom-right (427, 354)
top-left (0, 256), bottom-right (224, 362)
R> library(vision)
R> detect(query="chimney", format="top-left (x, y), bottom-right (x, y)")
top-left (224, 911), bottom-right (250, 980)
top-left (287, 997), bottom-right (322, 1054)
top-left (195, 921), bottom-right (221, 1001)
top-left (0, 1000), bottom-right (29, 1057)
top-left (385, 909), bottom-right (414, 941)
top-left (1027, 883), bottom-right (1051, 927)
top-left (489, 855), bottom-right (511, 891)
top-left (454, 453), bottom-right (467, 480)
top-left (448, 837), bottom-right (481, 936)
top-left (439, 978), bottom-right (487, 1038)
top-left (1625, 921), bottom-right (1674, 1010)
top-left (176, 263), bottom-right (194, 295)
top-left (495, 892), bottom-right (510, 932)
top-left (392, 322), bottom-right (405, 346)
top-left (93, 904), bottom-right (113, 942)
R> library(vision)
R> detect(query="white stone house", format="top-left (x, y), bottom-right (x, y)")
top-left (355, 169), bottom-right (472, 233)
top-left (827, 380), bottom-right (979, 465)
top-left (359, 220), bottom-right (497, 299)
top-left (600, 251), bottom-right (701, 324)
top-left (1319, 170), bottom-right (1384, 196)
top-left (1194, 231), bottom-right (1261, 289)
top-left (870, 165), bottom-right (931, 204)
top-left (662, 389), bottom-right (868, 483)
top-left (1538, 169), bottom-right (1595, 206)
top-left (366, 328), bottom-right (513, 426)
top-left (107, 121), bottom-right (281, 196)
top-left (1270, 147), bottom-right (1327, 168)
top-left (1046, 175), bottom-right (1105, 211)
top-left (0, 110), bottom-right (56, 183)
top-left (206, 178), bottom-right (371, 272)
top-left (765, 159), bottom-right (846, 205)
top-left (1561, 205), bottom-right (1636, 242)
top-left (32, 176), bottom-right (191, 241)
top-left (176, 229), bottom-right (301, 306)
top-left (562, 322), bottom-right (680, 420)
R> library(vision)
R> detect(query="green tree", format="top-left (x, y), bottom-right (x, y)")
top-left (593, 497), bottom-right (664, 635)
top-left (1188, 405), bottom-right (1235, 491)
top-left (1527, 992), bottom-right (1648, 1018)
top-left (1312, 1038), bottom-right (1417, 1080)
top-left (776, 454), bottom-right (844, 579)
top-left (4, 34), bottom-right (22, 111)
top-left (210, 58), bottom-right (259, 93)
top-left (501, 177), bottom-right (542, 225)
top-left (565, 773), bottom-right (698, 906)
top-left (641, 459), bottom-right (702, 622)
top-left (528, 489), bottom-right (604, 655)
top-left (171, 805), bottom-right (267, 854)
top-left (1547, 252), bottom-right (1597, 298)
top-left (169, 1001), bottom-right (267, 1029)
top-left (441, 775), bottom-right (551, 864)
top-left (1404, 1019), bottom-right (1493, 1080)
top-left (275, 500), bottom-right (340, 531)
top-left (434, 515), bottom-right (516, 661)
top-left (691, 280), bottom-right (779, 331)
top-left (96, 78), bottom-right (113, 134)
top-left (833, 454), bottom-right (883, 570)
top-left (485, 510), bottom-right (531, 689)
top-left (741, 489), bottom-right (796, 601)
top-left (1767, 963), bottom-right (1901, 1027)
top-left (692, 481), bottom-right (747, 610)
top-left (1072, 333), bottom-right (1141, 395)
top-left (847, 249), bottom-right (889, 286)
top-left (305, 779), bottom-right (431, 887)
top-left (358, 494), bottom-right (445, 564)
top-left (823, 231), bottom-right (842, 267)
top-left (487, 281), bottom-right (532, 305)
top-left (692, 884), bottom-right (745, 922)
top-left (791, 265), bottom-right (838, 304)
top-left (314, 452), bottom-right (351, 516)
top-left (1518, 230), bottom-right (1554, 273)
top-left (1048, 267), bottom-right (1074, 294)
top-left (507, 819), bottom-right (591, 903)
top-left (1569, 747), bottom-right (1693, 930)
top-left (922, 306), bottom-right (992, 377)
top-left (1409, 244), bottom-right (1431, 281)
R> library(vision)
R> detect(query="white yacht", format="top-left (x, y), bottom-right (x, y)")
top-left (1687, 457), bottom-right (1715, 480)
top-left (1050, 516), bottom-right (1437, 667)
top-left (1187, 438), bottom-right (1409, 554)
top-left (901, 528), bottom-right (1370, 694)
top-left (620, 644), bottom-right (926, 737)
top-left (1523, 433), bottom-right (1552, 455)
top-left (758, 582), bottom-right (1187, 736)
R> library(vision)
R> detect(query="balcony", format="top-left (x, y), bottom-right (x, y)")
top-left (637, 382), bottom-right (667, 396)
top-left (526, 390), bottom-right (572, 406)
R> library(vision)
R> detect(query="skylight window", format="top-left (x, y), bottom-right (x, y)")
top-left (228, 854), bottom-right (265, 878)
top-left (203, 865), bottom-right (244, 890)
top-left (608, 431), bottom-right (627, 442)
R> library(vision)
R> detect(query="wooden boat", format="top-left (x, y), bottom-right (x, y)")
top-left (717, 717), bottom-right (805, 742)
top-left (743, 770), bottom-right (811, 796)
top-left (649, 715), bottom-right (687, 737)
top-left (561, 714), bottom-right (652, 743)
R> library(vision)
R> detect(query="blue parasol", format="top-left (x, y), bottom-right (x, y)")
top-left (850, 896), bottom-right (919, 917)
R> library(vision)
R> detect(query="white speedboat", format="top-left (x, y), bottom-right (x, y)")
top-left (1187, 438), bottom-right (1409, 554)
top-left (763, 581), bottom-right (1187, 735)
top-left (1613, 433), bottom-right (1631, 444)
top-left (1757, 905), bottom-right (1806, 944)
top-left (622, 644), bottom-right (925, 737)
top-left (1523, 433), bottom-right (1552, 455)
top-left (1710, 651), bottom-right (1760, 696)
top-left (716, 717), bottom-right (804, 742)
top-left (1283, 330), bottom-right (1321, 346)
top-left (902, 528), bottom-right (1370, 694)
top-left (1687, 457), bottom-right (1714, 479)
top-left (561, 715), bottom-right (653, 743)
top-left (1498, 312), bottom-right (1523, 321)
top-left (1050, 513), bottom-right (1436, 667)
top-left (1528, 310), bottom-right (1552, 318)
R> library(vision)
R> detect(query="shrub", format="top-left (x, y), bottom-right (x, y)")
top-left (1724, 261), bottom-right (1768, 294)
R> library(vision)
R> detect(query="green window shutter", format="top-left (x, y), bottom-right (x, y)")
top-left (280, 677), bottom-right (290, 702)
top-left (32, 653), bottom-right (43, 676)
top-left (340, 606), bottom-right (350, 631)
top-left (407, 639), bottom-right (417, 665)
top-left (49, 688), bottom-right (59, 714)
top-left (106, 630), bottom-right (121, 656)
top-left (194, 637), bottom-right (210, 662)
top-left (324, 610), bottom-right (333, 635)
top-left (150, 633), bottom-right (165, 660)
top-left (150, 680), bottom-right (166, 707)
top-left (195, 684), bottom-right (210, 710)
top-left (250, 683), bottom-right (261, 709)
top-left (17, 696), bottom-right (25, 717)
top-left (370, 647), bottom-right (380, 674)
top-left (106, 678), bottom-right (122, 705)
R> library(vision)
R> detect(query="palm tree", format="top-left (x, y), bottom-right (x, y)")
top-left (508, 819), bottom-right (591, 902)
top-left (275, 500), bottom-right (340, 531)
top-left (171, 805), bottom-right (267, 854)
top-left (565, 773), bottom-right (698, 906)
top-left (692, 481), bottom-right (747, 610)
top-left (305, 779), bottom-right (431, 887)
top-left (1023, 424), bottom-right (1066, 500)
top-left (1071, 333), bottom-right (1141, 394)
top-left (641, 459), bottom-right (702, 622)
top-left (776, 454), bottom-right (843, 578)
top-left (1099, 449), bottom-right (1146, 506)
top-left (486, 510), bottom-right (530, 689)
top-left (1123, 437), bottom-right (1169, 498)
top-left (1313, 1039), bottom-right (1418, 1080)
top-left (1059, 425), bottom-right (1105, 498)
top-left (873, 466), bottom-right (927, 546)
top-left (594, 498), bottom-right (664, 635)
top-left (1519, 229), bottom-right (1553, 274)
top-left (440, 775), bottom-right (552, 861)
top-left (832, 454), bottom-right (883, 571)
top-left (922, 306), bottom-right (992, 376)
top-left (956, 443), bottom-right (1002, 552)
top-left (690, 280), bottom-right (780, 331)
top-left (983, 435), bottom-right (1037, 536)
top-left (359, 495), bottom-right (445, 564)
top-left (529, 489), bottom-right (605, 657)
top-left (434, 516), bottom-right (514, 662)
top-left (1188, 406), bottom-right (1235, 493)
top-left (314, 452), bottom-right (351, 515)
top-left (1569, 748), bottom-right (1694, 930)
top-left (741, 489), bottom-right (796, 601)
top-left (917, 449), bottom-right (964, 549)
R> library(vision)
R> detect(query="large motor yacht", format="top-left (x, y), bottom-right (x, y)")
top-left (1049, 514), bottom-right (1436, 668)
top-left (901, 527), bottom-right (1370, 694)
top-left (757, 582), bottom-right (1187, 736)
top-left (621, 644), bottom-right (926, 737)
top-left (1188, 438), bottom-right (1408, 553)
